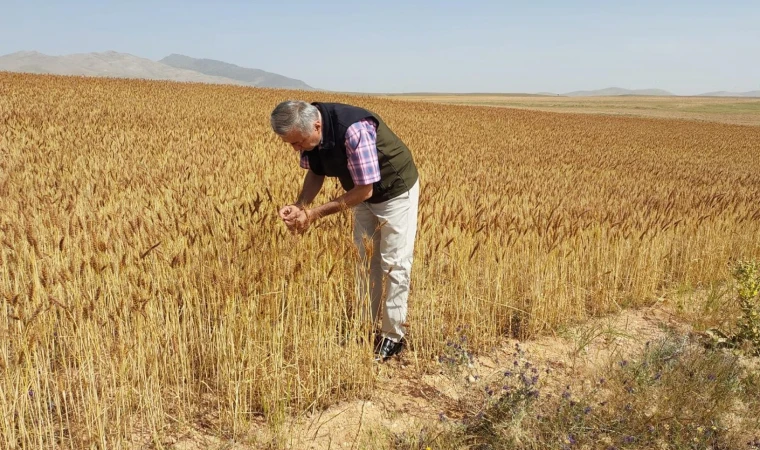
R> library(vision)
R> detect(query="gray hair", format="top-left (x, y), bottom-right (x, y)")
top-left (270, 100), bottom-right (320, 135)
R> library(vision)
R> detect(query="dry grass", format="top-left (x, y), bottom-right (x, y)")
top-left (1, 72), bottom-right (760, 448)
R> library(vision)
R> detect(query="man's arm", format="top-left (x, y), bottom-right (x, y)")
top-left (283, 182), bottom-right (371, 231)
top-left (295, 170), bottom-right (325, 208)
top-left (307, 184), bottom-right (372, 221)
top-left (279, 170), bottom-right (324, 224)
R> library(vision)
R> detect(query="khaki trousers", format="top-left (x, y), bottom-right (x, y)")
top-left (353, 180), bottom-right (419, 343)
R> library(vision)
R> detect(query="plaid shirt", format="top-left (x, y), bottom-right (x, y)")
top-left (299, 119), bottom-right (381, 186)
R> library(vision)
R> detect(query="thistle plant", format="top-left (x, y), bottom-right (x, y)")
top-left (705, 260), bottom-right (760, 356)
top-left (733, 260), bottom-right (760, 355)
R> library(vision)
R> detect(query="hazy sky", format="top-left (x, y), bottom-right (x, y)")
top-left (2, 0), bottom-right (758, 94)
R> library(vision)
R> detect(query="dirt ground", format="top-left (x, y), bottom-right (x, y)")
top-left (165, 304), bottom-right (698, 449)
top-left (284, 306), bottom-right (688, 449)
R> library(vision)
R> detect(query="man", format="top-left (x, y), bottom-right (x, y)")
top-left (270, 100), bottom-right (419, 361)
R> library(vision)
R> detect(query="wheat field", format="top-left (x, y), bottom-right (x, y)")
top-left (383, 93), bottom-right (760, 126)
top-left (1, 72), bottom-right (759, 448)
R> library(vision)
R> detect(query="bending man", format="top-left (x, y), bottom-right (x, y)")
top-left (271, 100), bottom-right (420, 361)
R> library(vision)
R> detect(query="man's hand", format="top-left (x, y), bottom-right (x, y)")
top-left (279, 205), bottom-right (314, 234)
top-left (279, 204), bottom-right (302, 222)
top-left (289, 209), bottom-right (313, 234)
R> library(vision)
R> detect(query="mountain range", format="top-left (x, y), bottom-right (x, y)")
top-left (559, 87), bottom-right (760, 97)
top-left (159, 54), bottom-right (311, 90)
top-left (0, 51), bottom-right (313, 90)
top-left (562, 87), bottom-right (675, 97)
top-left (697, 90), bottom-right (760, 98)
top-left (1, 50), bottom-right (758, 97)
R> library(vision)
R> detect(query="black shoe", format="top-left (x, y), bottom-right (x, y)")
top-left (374, 337), bottom-right (405, 361)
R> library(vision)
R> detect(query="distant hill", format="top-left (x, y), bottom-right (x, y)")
top-left (698, 91), bottom-right (760, 98)
top-left (0, 50), bottom-right (249, 85)
top-left (0, 51), bottom-right (314, 90)
top-left (563, 87), bottom-right (675, 97)
top-left (160, 54), bottom-right (313, 90)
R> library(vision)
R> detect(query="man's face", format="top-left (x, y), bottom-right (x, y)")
top-left (280, 121), bottom-right (322, 152)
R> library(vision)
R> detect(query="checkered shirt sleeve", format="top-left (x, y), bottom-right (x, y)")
top-left (344, 119), bottom-right (381, 186)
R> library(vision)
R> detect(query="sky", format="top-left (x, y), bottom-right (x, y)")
top-left (1, 0), bottom-right (759, 95)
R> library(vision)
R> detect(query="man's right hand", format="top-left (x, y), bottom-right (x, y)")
top-left (279, 204), bottom-right (301, 221)
top-left (279, 204), bottom-right (304, 233)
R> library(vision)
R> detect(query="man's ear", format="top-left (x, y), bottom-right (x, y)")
top-left (314, 120), bottom-right (321, 133)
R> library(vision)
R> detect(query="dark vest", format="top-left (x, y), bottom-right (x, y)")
top-left (306, 102), bottom-right (418, 203)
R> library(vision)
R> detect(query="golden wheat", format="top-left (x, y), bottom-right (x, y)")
top-left (1, 72), bottom-right (759, 447)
